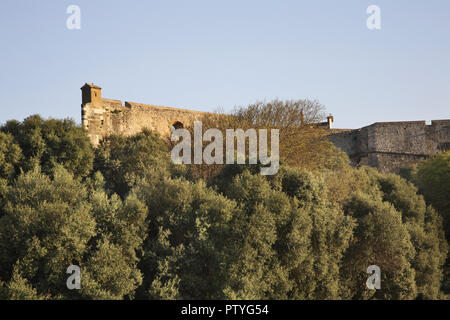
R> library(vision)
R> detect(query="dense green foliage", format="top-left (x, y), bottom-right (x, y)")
top-left (406, 151), bottom-right (450, 294)
top-left (0, 115), bottom-right (94, 180)
top-left (411, 152), bottom-right (450, 240)
top-left (0, 116), bottom-right (448, 299)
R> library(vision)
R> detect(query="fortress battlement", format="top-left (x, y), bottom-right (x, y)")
top-left (81, 83), bottom-right (208, 145)
top-left (328, 119), bottom-right (450, 172)
top-left (81, 83), bottom-right (450, 173)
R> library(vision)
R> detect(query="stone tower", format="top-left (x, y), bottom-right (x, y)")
top-left (81, 83), bottom-right (102, 106)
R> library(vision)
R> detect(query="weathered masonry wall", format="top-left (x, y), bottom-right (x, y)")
top-left (328, 120), bottom-right (450, 173)
top-left (81, 83), bottom-right (207, 145)
top-left (81, 83), bottom-right (450, 173)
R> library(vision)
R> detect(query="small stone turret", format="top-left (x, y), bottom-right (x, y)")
top-left (327, 115), bottom-right (334, 129)
top-left (81, 83), bottom-right (102, 106)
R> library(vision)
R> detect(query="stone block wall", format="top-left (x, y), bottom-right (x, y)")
top-left (81, 84), bottom-right (208, 146)
top-left (81, 83), bottom-right (450, 173)
top-left (328, 120), bottom-right (450, 173)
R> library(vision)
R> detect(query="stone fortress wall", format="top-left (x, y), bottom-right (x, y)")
top-left (81, 83), bottom-right (208, 146)
top-left (328, 120), bottom-right (450, 173)
top-left (81, 83), bottom-right (450, 173)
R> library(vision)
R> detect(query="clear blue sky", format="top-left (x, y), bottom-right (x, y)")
top-left (0, 0), bottom-right (449, 129)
